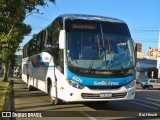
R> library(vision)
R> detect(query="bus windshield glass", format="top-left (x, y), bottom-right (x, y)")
top-left (66, 19), bottom-right (135, 71)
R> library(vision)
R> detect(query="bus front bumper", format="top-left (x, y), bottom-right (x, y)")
top-left (57, 81), bottom-right (136, 102)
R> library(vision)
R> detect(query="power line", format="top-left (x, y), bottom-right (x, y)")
top-left (135, 41), bottom-right (159, 43)
top-left (130, 27), bottom-right (160, 30)
top-left (30, 24), bottom-right (44, 29)
top-left (31, 15), bottom-right (53, 21)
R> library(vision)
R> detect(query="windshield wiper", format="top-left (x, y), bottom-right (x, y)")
top-left (87, 52), bottom-right (97, 74)
top-left (87, 36), bottom-right (103, 74)
top-left (87, 63), bottom-right (94, 74)
top-left (87, 31), bottom-right (104, 74)
top-left (87, 27), bottom-right (107, 74)
top-left (113, 55), bottom-right (125, 73)
top-left (97, 36), bottom-right (102, 59)
top-left (100, 24), bottom-right (108, 69)
top-left (106, 35), bottom-right (124, 73)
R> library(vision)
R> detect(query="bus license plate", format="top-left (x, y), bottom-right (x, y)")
top-left (100, 92), bottom-right (112, 98)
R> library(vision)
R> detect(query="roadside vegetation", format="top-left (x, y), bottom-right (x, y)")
top-left (0, 0), bottom-right (55, 82)
top-left (0, 1), bottom-right (56, 117)
top-left (0, 77), bottom-right (11, 112)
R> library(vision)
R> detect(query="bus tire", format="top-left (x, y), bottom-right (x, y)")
top-left (28, 85), bottom-right (35, 91)
top-left (27, 77), bottom-right (35, 91)
top-left (49, 83), bottom-right (61, 105)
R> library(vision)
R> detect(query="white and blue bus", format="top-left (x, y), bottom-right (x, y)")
top-left (22, 14), bottom-right (136, 105)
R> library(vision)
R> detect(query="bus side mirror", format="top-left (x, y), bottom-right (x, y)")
top-left (59, 30), bottom-right (66, 49)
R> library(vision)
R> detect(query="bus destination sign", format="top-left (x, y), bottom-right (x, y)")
top-left (72, 24), bottom-right (96, 30)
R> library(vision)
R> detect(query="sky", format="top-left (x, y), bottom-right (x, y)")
top-left (19, 0), bottom-right (160, 55)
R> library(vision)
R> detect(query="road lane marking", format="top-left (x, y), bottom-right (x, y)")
top-left (145, 97), bottom-right (160, 102)
top-left (80, 111), bottom-right (97, 120)
top-left (136, 89), bottom-right (158, 92)
top-left (136, 94), bottom-right (160, 100)
top-left (135, 98), bottom-right (160, 107)
top-left (129, 101), bottom-right (158, 109)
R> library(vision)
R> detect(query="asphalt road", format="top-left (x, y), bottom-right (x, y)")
top-left (4, 78), bottom-right (160, 120)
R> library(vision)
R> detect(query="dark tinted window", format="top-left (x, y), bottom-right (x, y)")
top-left (156, 80), bottom-right (160, 83)
top-left (150, 80), bottom-right (156, 83)
top-left (51, 18), bottom-right (63, 69)
top-left (23, 17), bottom-right (63, 58)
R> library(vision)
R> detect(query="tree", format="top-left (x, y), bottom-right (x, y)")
top-left (0, 24), bottom-right (31, 82)
top-left (0, 0), bottom-right (55, 82)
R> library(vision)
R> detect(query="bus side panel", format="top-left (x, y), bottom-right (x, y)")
top-left (22, 58), bottom-right (29, 84)
top-left (22, 52), bottom-right (56, 93)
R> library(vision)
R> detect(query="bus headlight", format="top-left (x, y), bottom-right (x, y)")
top-left (67, 79), bottom-right (84, 89)
top-left (124, 81), bottom-right (135, 89)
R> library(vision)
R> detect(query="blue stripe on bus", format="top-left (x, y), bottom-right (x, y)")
top-left (29, 54), bottom-right (55, 68)
top-left (43, 66), bottom-right (55, 68)
top-left (66, 67), bottom-right (136, 86)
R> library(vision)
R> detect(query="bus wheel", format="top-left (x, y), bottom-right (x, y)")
top-left (53, 97), bottom-right (61, 105)
top-left (28, 84), bottom-right (35, 91)
top-left (49, 83), bottom-right (61, 105)
top-left (27, 77), bottom-right (34, 91)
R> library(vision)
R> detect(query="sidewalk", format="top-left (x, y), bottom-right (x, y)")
top-left (8, 78), bottom-right (87, 120)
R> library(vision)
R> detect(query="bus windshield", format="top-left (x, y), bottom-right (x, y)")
top-left (66, 20), bottom-right (135, 71)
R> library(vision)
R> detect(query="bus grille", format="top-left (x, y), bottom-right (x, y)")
top-left (81, 92), bottom-right (127, 99)
top-left (87, 86), bottom-right (122, 90)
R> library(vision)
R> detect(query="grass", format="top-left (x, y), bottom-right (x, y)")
top-left (0, 77), bottom-right (11, 112)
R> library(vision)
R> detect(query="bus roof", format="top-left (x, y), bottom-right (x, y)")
top-left (23, 14), bottom-right (126, 47)
top-left (59, 14), bottom-right (125, 23)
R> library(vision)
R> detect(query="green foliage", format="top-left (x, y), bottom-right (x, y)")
top-left (24, 0), bottom-right (56, 12)
top-left (0, 79), bottom-right (11, 111)
top-left (0, 24), bottom-right (31, 62)
top-left (0, 50), bottom-right (12, 62)
top-left (0, 0), bottom-right (56, 82)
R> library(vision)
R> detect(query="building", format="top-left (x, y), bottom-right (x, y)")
top-left (136, 58), bottom-right (157, 83)
top-left (137, 52), bottom-right (145, 59)
top-left (136, 43), bottom-right (142, 52)
top-left (146, 48), bottom-right (160, 60)
top-left (135, 42), bottom-right (160, 60)
top-left (135, 42), bottom-right (146, 59)
top-left (135, 43), bottom-right (158, 83)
